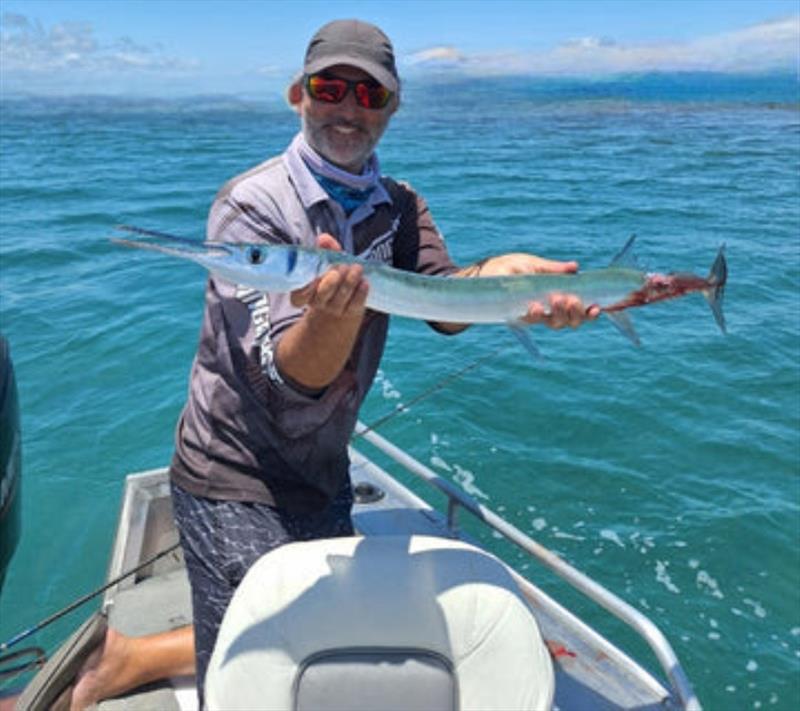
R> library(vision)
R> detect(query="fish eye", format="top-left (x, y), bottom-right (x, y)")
top-left (247, 246), bottom-right (264, 265)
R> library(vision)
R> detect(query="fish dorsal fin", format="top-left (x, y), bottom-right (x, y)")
top-left (609, 234), bottom-right (639, 269)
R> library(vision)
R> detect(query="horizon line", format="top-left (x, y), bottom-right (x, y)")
top-left (1, 68), bottom-right (798, 103)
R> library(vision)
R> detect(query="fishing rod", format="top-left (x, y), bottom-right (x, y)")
top-left (1, 343), bottom-right (504, 654)
top-left (0, 646), bottom-right (46, 680)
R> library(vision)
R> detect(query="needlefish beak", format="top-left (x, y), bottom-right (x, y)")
top-left (112, 224), bottom-right (262, 288)
top-left (112, 237), bottom-right (233, 261)
top-left (111, 224), bottom-right (318, 293)
top-left (111, 224), bottom-right (234, 261)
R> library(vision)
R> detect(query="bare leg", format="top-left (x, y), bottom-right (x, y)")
top-left (69, 625), bottom-right (195, 711)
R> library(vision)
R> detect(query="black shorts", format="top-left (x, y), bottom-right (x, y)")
top-left (170, 481), bottom-right (354, 707)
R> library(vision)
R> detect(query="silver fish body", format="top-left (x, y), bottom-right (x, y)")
top-left (112, 226), bottom-right (726, 340)
top-left (356, 261), bottom-right (647, 323)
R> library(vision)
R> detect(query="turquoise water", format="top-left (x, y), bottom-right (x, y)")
top-left (1, 74), bottom-right (798, 708)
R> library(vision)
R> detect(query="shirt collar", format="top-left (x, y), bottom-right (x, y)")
top-left (283, 133), bottom-right (392, 212)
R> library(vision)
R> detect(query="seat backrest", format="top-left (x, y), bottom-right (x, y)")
top-left (205, 535), bottom-right (554, 710)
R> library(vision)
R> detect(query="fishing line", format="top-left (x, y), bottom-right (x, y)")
top-left (0, 542), bottom-right (181, 653)
top-left (1, 344), bottom-right (503, 653)
top-left (354, 343), bottom-right (509, 439)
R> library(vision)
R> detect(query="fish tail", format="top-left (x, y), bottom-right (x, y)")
top-left (702, 244), bottom-right (727, 333)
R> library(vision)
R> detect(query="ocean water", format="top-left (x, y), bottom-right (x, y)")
top-left (1, 73), bottom-right (798, 708)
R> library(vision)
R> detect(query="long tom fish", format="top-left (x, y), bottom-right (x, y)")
top-left (112, 225), bottom-right (726, 353)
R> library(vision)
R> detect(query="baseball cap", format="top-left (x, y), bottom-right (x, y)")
top-left (303, 19), bottom-right (399, 93)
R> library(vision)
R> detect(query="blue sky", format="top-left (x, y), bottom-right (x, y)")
top-left (1, 1), bottom-right (798, 96)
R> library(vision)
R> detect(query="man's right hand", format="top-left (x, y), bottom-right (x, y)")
top-left (276, 234), bottom-right (370, 390)
top-left (290, 234), bottom-right (369, 321)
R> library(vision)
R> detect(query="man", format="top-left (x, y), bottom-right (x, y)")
top-left (66, 19), bottom-right (598, 709)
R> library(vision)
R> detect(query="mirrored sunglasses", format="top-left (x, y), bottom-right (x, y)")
top-left (305, 73), bottom-right (393, 110)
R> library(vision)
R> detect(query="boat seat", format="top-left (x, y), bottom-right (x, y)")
top-left (205, 534), bottom-right (554, 710)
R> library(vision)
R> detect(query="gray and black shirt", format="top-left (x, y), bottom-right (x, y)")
top-left (170, 134), bottom-right (458, 513)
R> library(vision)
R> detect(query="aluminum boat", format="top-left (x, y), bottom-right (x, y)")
top-left (12, 422), bottom-right (700, 710)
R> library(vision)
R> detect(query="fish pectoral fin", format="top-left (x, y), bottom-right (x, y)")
top-left (605, 311), bottom-right (641, 347)
top-left (507, 323), bottom-right (543, 360)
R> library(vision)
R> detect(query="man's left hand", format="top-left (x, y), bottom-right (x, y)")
top-left (478, 253), bottom-right (601, 330)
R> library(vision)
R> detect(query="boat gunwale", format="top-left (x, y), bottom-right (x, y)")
top-left (353, 422), bottom-right (699, 710)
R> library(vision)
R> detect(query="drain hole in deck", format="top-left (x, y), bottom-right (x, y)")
top-left (352, 481), bottom-right (385, 504)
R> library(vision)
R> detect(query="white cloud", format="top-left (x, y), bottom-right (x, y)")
top-left (406, 46), bottom-right (465, 66)
top-left (0, 13), bottom-right (197, 79)
top-left (405, 16), bottom-right (800, 76)
top-left (2, 12), bottom-right (796, 96)
top-left (255, 64), bottom-right (286, 78)
top-left (561, 36), bottom-right (618, 50)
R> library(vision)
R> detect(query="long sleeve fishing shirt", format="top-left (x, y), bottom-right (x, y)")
top-left (170, 135), bottom-right (458, 513)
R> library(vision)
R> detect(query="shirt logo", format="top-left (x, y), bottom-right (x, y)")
top-left (359, 215), bottom-right (400, 264)
top-left (235, 285), bottom-right (283, 383)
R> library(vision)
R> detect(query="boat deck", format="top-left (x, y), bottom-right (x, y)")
top-left (88, 446), bottom-right (685, 710)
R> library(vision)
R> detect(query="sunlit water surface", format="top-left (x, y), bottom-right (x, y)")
top-left (1, 74), bottom-right (798, 708)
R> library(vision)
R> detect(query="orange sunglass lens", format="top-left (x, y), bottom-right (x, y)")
top-left (308, 77), bottom-right (347, 103)
top-left (307, 74), bottom-right (391, 109)
top-left (355, 83), bottom-right (390, 109)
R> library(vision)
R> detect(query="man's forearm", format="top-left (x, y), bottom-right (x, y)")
top-left (275, 307), bottom-right (364, 390)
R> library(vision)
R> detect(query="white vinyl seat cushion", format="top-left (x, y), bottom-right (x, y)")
top-left (205, 534), bottom-right (554, 710)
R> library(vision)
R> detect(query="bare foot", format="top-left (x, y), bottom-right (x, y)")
top-left (51, 624), bottom-right (194, 710)
top-left (69, 628), bottom-right (130, 711)
top-left (0, 693), bottom-right (21, 711)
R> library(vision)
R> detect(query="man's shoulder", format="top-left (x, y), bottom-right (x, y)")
top-left (215, 154), bottom-right (289, 204)
top-left (380, 175), bottom-right (421, 204)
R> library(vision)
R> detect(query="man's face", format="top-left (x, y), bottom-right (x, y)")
top-left (300, 64), bottom-right (397, 173)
